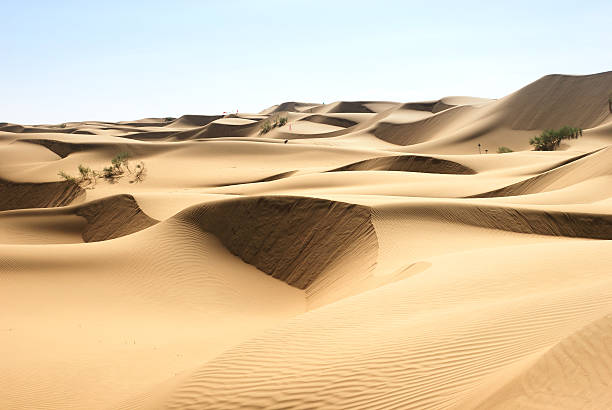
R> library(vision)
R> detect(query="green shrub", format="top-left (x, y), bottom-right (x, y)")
top-left (529, 126), bottom-right (581, 151)
top-left (259, 115), bottom-right (288, 135)
top-left (497, 146), bottom-right (513, 153)
top-left (57, 170), bottom-right (75, 182)
top-left (59, 152), bottom-right (145, 188)
top-left (259, 120), bottom-right (273, 135)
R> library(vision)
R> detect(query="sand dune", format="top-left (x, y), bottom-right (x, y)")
top-left (2, 71), bottom-right (612, 410)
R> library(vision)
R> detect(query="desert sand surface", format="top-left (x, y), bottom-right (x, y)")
top-left (2, 71), bottom-right (612, 410)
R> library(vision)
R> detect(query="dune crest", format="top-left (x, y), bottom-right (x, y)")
top-left (2, 71), bottom-right (612, 410)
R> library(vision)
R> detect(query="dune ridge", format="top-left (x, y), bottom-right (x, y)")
top-left (2, 71), bottom-right (612, 410)
top-left (330, 154), bottom-right (476, 174)
top-left (177, 195), bottom-right (378, 290)
top-left (0, 178), bottom-right (84, 211)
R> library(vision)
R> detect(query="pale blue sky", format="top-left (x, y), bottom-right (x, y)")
top-left (2, 0), bottom-right (611, 124)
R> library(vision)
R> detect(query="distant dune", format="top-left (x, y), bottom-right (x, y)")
top-left (1, 71), bottom-right (612, 410)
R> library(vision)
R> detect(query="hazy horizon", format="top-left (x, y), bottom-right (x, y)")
top-left (2, 0), bottom-right (611, 124)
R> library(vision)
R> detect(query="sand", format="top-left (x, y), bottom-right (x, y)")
top-left (1, 71), bottom-right (612, 410)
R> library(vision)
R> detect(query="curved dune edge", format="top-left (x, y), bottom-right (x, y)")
top-left (388, 202), bottom-right (612, 239)
top-left (211, 170), bottom-right (298, 188)
top-left (19, 138), bottom-right (105, 158)
top-left (0, 194), bottom-right (159, 243)
top-left (0, 178), bottom-right (84, 211)
top-left (330, 154), bottom-right (476, 175)
top-left (75, 194), bottom-right (159, 242)
top-left (170, 120), bottom-right (259, 141)
top-left (175, 195), bottom-right (378, 290)
top-left (299, 114), bottom-right (358, 128)
top-left (471, 147), bottom-right (612, 198)
top-left (471, 314), bottom-right (612, 410)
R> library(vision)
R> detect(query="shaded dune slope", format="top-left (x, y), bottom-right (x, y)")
top-left (330, 154), bottom-right (476, 175)
top-left (175, 196), bottom-right (378, 290)
top-left (498, 71), bottom-right (612, 130)
top-left (75, 194), bottom-right (158, 242)
top-left (372, 105), bottom-right (476, 146)
top-left (20, 138), bottom-right (107, 158)
top-left (169, 120), bottom-right (259, 140)
top-left (372, 71), bottom-right (612, 147)
top-left (299, 114), bottom-right (358, 128)
top-left (0, 178), bottom-right (84, 211)
top-left (376, 202), bottom-right (612, 239)
top-left (166, 115), bottom-right (223, 128)
top-left (0, 194), bottom-right (158, 243)
top-left (472, 146), bottom-right (612, 198)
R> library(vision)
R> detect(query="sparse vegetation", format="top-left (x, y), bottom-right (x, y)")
top-left (58, 152), bottom-right (146, 188)
top-left (497, 146), bottom-right (514, 153)
top-left (259, 115), bottom-right (288, 135)
top-left (163, 117), bottom-right (175, 122)
top-left (529, 126), bottom-right (581, 151)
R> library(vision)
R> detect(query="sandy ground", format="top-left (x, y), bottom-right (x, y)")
top-left (1, 71), bottom-right (612, 410)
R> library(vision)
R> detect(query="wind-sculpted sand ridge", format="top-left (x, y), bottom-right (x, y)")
top-left (176, 195), bottom-right (378, 290)
top-left (471, 146), bottom-right (612, 198)
top-left (135, 240), bottom-right (612, 410)
top-left (2, 70), bottom-right (612, 410)
top-left (470, 314), bottom-right (612, 409)
top-left (0, 194), bottom-right (158, 243)
top-left (330, 154), bottom-right (476, 174)
top-left (75, 194), bottom-right (159, 242)
top-left (377, 201), bottom-right (612, 239)
top-left (0, 178), bottom-right (84, 211)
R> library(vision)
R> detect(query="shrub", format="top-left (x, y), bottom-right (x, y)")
top-left (259, 120), bottom-right (273, 135)
top-left (277, 116), bottom-right (287, 127)
top-left (529, 126), bottom-right (581, 151)
top-left (59, 152), bottom-right (146, 188)
top-left (58, 170), bottom-right (75, 183)
top-left (497, 146), bottom-right (513, 153)
top-left (259, 115), bottom-right (288, 135)
top-left (129, 161), bottom-right (146, 183)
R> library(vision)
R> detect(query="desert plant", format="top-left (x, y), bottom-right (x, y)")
top-left (111, 152), bottom-right (130, 171)
top-left (497, 146), bottom-right (513, 153)
top-left (129, 161), bottom-right (147, 183)
top-left (529, 126), bottom-right (581, 151)
top-left (259, 120), bottom-right (272, 135)
top-left (259, 115), bottom-right (288, 135)
top-left (59, 152), bottom-right (145, 188)
top-left (57, 170), bottom-right (75, 183)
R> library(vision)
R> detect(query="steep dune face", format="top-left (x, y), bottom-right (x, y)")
top-left (472, 146), bottom-right (612, 198)
top-left (497, 72), bottom-right (612, 130)
top-left (330, 154), bottom-right (476, 174)
top-left (371, 71), bottom-right (612, 149)
top-left (75, 194), bottom-right (158, 242)
top-left (177, 196), bottom-right (377, 291)
top-left (0, 178), bottom-right (84, 211)
top-left (299, 114), bottom-right (358, 128)
top-left (3, 71), bottom-right (612, 410)
top-left (0, 195), bottom-right (157, 244)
